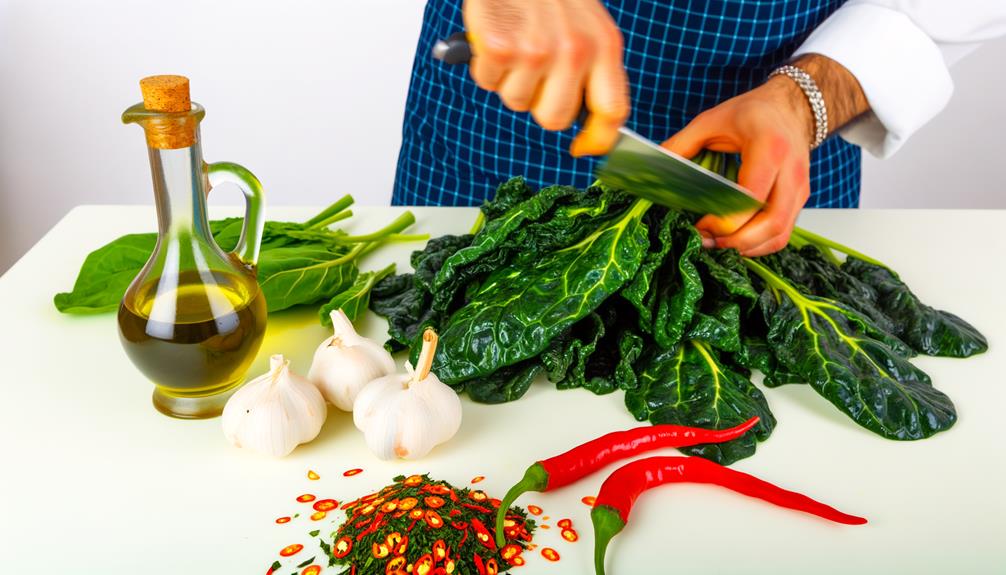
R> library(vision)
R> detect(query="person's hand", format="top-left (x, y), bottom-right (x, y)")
top-left (662, 54), bottom-right (870, 256)
top-left (463, 0), bottom-right (630, 156)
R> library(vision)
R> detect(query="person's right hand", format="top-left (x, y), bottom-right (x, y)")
top-left (463, 0), bottom-right (630, 157)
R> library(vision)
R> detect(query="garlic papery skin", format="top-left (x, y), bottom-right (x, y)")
top-left (222, 354), bottom-right (327, 457)
top-left (352, 330), bottom-right (462, 460)
top-left (308, 309), bottom-right (396, 411)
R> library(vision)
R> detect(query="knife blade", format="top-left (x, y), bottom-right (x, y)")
top-left (432, 33), bottom-right (762, 215)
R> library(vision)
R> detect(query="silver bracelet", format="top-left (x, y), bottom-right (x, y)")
top-left (770, 64), bottom-right (828, 149)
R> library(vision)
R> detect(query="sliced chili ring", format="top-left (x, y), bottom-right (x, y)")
top-left (424, 496), bottom-right (446, 509)
top-left (395, 534), bottom-right (408, 555)
top-left (431, 568), bottom-right (447, 575)
top-left (393, 510), bottom-right (407, 518)
top-left (426, 485), bottom-right (450, 495)
top-left (313, 499), bottom-right (338, 512)
top-left (279, 543), bottom-right (303, 557)
top-left (444, 558), bottom-right (456, 574)
top-left (561, 528), bottom-right (579, 542)
top-left (510, 555), bottom-right (526, 567)
top-left (473, 553), bottom-right (486, 575)
top-left (343, 468), bottom-right (363, 477)
top-left (424, 509), bottom-right (445, 529)
top-left (409, 508), bottom-right (424, 520)
top-left (581, 495), bottom-right (596, 507)
top-left (414, 553), bottom-right (435, 575)
top-left (500, 544), bottom-right (522, 561)
top-left (307, 470), bottom-right (320, 480)
top-left (557, 518), bottom-right (572, 529)
top-left (503, 519), bottom-right (517, 528)
top-left (310, 511), bottom-right (327, 521)
top-left (301, 566), bottom-right (321, 575)
top-left (360, 504), bottom-right (376, 516)
top-left (526, 504), bottom-right (542, 515)
top-left (403, 475), bottom-right (424, 487)
top-left (432, 539), bottom-right (447, 561)
top-left (380, 500), bottom-right (399, 513)
top-left (296, 494), bottom-right (316, 503)
top-left (541, 547), bottom-right (560, 562)
top-left (372, 542), bottom-right (391, 559)
top-left (341, 500), bottom-right (358, 511)
top-left (398, 497), bottom-right (418, 511)
top-left (469, 490), bottom-right (487, 502)
top-left (385, 531), bottom-right (403, 549)
top-left (485, 558), bottom-right (499, 575)
top-left (275, 516), bottom-right (291, 524)
top-left (451, 520), bottom-right (468, 530)
top-left (449, 508), bottom-right (462, 517)
top-left (489, 498), bottom-right (501, 508)
top-left (386, 556), bottom-right (407, 574)
top-left (333, 536), bottom-right (353, 558)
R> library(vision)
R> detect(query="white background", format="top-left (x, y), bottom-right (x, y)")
top-left (1, 0), bottom-right (1004, 274)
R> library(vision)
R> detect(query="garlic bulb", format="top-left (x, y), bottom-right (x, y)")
top-left (308, 309), bottom-right (396, 411)
top-left (222, 354), bottom-right (327, 457)
top-left (353, 330), bottom-right (462, 460)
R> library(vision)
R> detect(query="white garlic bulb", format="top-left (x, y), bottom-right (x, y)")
top-left (353, 330), bottom-right (462, 460)
top-left (308, 309), bottom-right (396, 411)
top-left (222, 354), bottom-right (327, 457)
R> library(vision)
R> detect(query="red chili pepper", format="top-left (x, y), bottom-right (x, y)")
top-left (590, 456), bottom-right (867, 575)
top-left (301, 566), bottom-right (321, 575)
top-left (407, 518), bottom-right (419, 532)
top-left (333, 536), bottom-right (353, 559)
top-left (473, 553), bottom-right (486, 575)
top-left (386, 556), bottom-right (407, 574)
top-left (557, 518), bottom-right (572, 529)
top-left (449, 489), bottom-right (460, 503)
top-left (432, 539), bottom-right (447, 561)
top-left (469, 518), bottom-right (496, 551)
top-left (313, 499), bottom-right (338, 512)
top-left (500, 544), bottom-right (522, 561)
top-left (451, 520), bottom-right (468, 530)
top-left (494, 417), bottom-right (761, 546)
top-left (414, 553), bottom-right (434, 575)
top-left (279, 543), bottom-right (303, 557)
top-left (425, 496), bottom-right (446, 509)
top-left (424, 509), bottom-right (445, 529)
top-left (461, 502), bottom-right (493, 514)
top-left (541, 547), bottom-right (560, 562)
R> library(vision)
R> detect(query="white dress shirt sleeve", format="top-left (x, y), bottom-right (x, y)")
top-left (792, 0), bottom-right (1006, 158)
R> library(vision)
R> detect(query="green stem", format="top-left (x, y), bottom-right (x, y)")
top-left (469, 211), bottom-right (486, 235)
top-left (494, 463), bottom-right (549, 547)
top-left (309, 209), bottom-right (353, 230)
top-left (305, 194), bottom-right (354, 227)
top-left (384, 233), bottom-right (430, 243)
top-left (590, 505), bottom-right (626, 575)
top-left (335, 211), bottom-right (417, 243)
top-left (792, 227), bottom-right (888, 269)
top-left (742, 257), bottom-right (803, 301)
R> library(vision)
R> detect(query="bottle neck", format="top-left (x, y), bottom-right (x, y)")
top-left (147, 137), bottom-right (212, 242)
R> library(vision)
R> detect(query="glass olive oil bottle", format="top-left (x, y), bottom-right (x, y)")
top-left (119, 75), bottom-right (267, 419)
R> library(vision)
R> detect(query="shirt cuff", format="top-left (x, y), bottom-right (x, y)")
top-left (792, 3), bottom-right (953, 158)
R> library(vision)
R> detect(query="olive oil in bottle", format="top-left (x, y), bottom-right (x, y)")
top-left (118, 270), bottom-right (267, 408)
top-left (119, 75), bottom-right (268, 418)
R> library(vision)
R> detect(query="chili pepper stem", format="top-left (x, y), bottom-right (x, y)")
top-left (590, 505), bottom-right (625, 575)
top-left (494, 463), bottom-right (550, 547)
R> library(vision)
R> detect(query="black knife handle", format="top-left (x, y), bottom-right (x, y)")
top-left (432, 31), bottom-right (589, 125)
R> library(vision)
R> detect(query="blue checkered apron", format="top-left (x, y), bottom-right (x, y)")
top-left (393, 0), bottom-right (860, 208)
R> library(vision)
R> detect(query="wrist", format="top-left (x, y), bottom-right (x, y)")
top-left (787, 53), bottom-right (870, 136)
top-left (765, 74), bottom-right (817, 148)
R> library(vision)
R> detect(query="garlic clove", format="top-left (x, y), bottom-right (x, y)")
top-left (222, 354), bottom-right (327, 457)
top-left (309, 309), bottom-right (396, 411)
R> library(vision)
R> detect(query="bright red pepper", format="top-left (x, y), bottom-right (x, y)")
top-left (469, 518), bottom-right (496, 551)
top-left (472, 553), bottom-right (486, 575)
top-left (590, 456), bottom-right (867, 575)
top-left (494, 417), bottom-right (761, 546)
top-left (333, 536), bottom-right (352, 558)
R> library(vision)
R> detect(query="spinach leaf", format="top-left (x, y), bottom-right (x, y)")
top-left (625, 340), bottom-right (776, 465)
top-left (319, 263), bottom-right (396, 325)
top-left (257, 246), bottom-right (359, 312)
top-left (53, 233), bottom-right (157, 313)
top-left (431, 199), bottom-right (652, 384)
top-left (842, 257), bottom-right (988, 358)
top-left (748, 259), bottom-right (957, 440)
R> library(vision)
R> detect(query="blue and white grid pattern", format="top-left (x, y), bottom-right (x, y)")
top-left (394, 0), bottom-right (860, 208)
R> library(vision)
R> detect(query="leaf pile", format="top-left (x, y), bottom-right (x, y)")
top-left (370, 168), bottom-right (988, 465)
top-left (322, 474), bottom-right (535, 575)
top-left (54, 196), bottom-right (421, 322)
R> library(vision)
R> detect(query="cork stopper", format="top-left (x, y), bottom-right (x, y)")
top-left (140, 75), bottom-right (191, 112)
top-left (136, 75), bottom-right (198, 149)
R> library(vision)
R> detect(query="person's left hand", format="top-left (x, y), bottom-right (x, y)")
top-left (661, 76), bottom-right (814, 256)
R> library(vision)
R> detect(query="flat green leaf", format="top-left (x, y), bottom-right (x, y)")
top-left (53, 233), bottom-right (156, 313)
top-left (752, 260), bottom-right (957, 440)
top-left (319, 263), bottom-right (396, 326)
top-left (432, 199), bottom-right (651, 384)
top-left (625, 340), bottom-right (775, 465)
top-left (257, 246), bottom-right (359, 312)
top-left (843, 257), bottom-right (988, 358)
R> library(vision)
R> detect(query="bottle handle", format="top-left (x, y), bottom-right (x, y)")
top-left (206, 162), bottom-right (266, 268)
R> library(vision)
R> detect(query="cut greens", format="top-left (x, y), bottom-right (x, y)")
top-left (371, 168), bottom-right (987, 465)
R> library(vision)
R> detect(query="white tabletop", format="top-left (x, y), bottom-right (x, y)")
top-left (1, 205), bottom-right (1004, 574)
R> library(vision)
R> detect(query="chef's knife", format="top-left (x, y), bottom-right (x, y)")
top-left (432, 32), bottom-right (762, 216)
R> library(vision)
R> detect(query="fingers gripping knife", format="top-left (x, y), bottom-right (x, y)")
top-left (432, 33), bottom-right (762, 215)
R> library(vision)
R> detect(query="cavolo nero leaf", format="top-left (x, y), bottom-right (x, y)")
top-left (748, 259), bottom-right (957, 440)
top-left (319, 263), bottom-right (396, 325)
top-left (431, 199), bottom-right (652, 384)
top-left (685, 301), bottom-right (742, 353)
top-left (842, 257), bottom-right (988, 358)
top-left (463, 360), bottom-right (543, 404)
top-left (625, 339), bottom-right (776, 466)
top-left (651, 220), bottom-right (704, 349)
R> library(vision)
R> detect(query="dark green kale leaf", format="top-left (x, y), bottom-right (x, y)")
top-left (651, 219), bottom-right (704, 349)
top-left (621, 209), bottom-right (679, 333)
top-left (697, 248), bottom-right (759, 305)
top-left (369, 273), bottom-right (435, 352)
top-left (842, 257), bottom-right (988, 358)
top-left (625, 340), bottom-right (776, 465)
top-left (686, 301), bottom-right (742, 353)
top-left (431, 199), bottom-right (652, 384)
top-left (464, 360), bottom-right (543, 404)
top-left (749, 259), bottom-right (957, 440)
